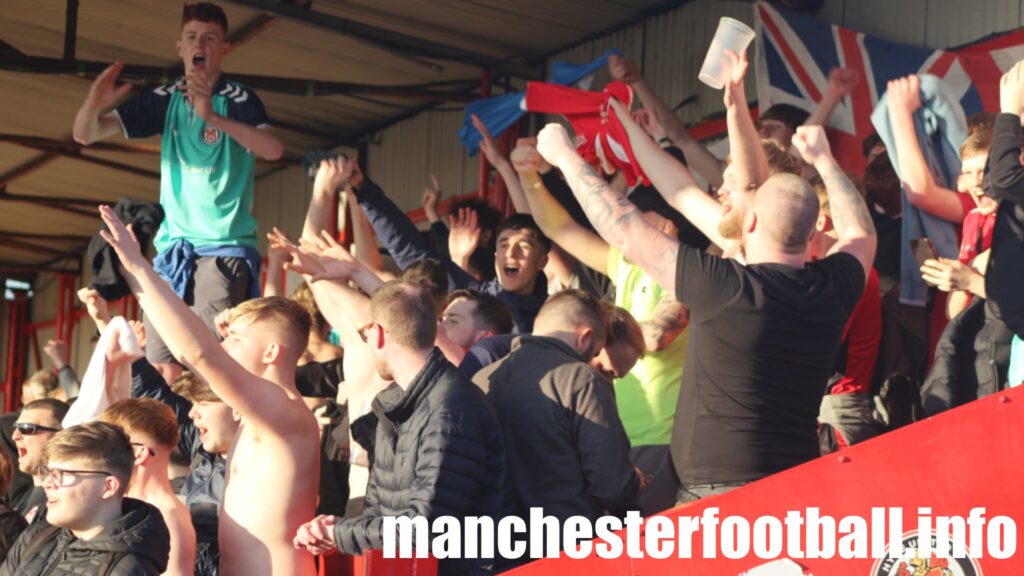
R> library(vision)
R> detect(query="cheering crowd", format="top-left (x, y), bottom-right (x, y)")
top-left (1, 2), bottom-right (1022, 575)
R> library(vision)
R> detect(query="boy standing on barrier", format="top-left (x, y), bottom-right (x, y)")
top-left (73, 2), bottom-right (284, 386)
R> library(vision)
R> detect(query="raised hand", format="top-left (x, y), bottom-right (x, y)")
top-left (267, 228), bottom-right (292, 272)
top-left (77, 287), bottom-right (112, 327)
top-left (181, 70), bottom-right (216, 122)
top-left (448, 208), bottom-right (482, 269)
top-left (43, 340), bottom-right (69, 369)
top-left (87, 62), bottom-right (133, 110)
top-left (886, 75), bottom-right (922, 115)
top-left (423, 174), bottom-right (442, 224)
top-left (1000, 59), bottom-right (1024, 117)
top-left (536, 123), bottom-right (579, 167)
top-left (511, 138), bottom-right (545, 175)
top-left (791, 125), bottom-right (834, 167)
top-left (314, 155), bottom-right (353, 194)
top-left (104, 323), bottom-right (142, 368)
top-left (129, 320), bottom-right (147, 350)
top-left (472, 113), bottom-right (506, 166)
top-left (723, 49), bottom-right (749, 109)
top-left (608, 55), bottom-right (640, 84)
top-left (298, 231), bottom-right (361, 283)
top-left (827, 68), bottom-right (860, 99)
top-left (267, 228), bottom-right (324, 279)
top-left (632, 108), bottom-right (667, 142)
top-left (98, 205), bottom-right (146, 274)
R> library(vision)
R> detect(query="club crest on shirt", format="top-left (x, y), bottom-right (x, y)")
top-left (871, 532), bottom-right (982, 576)
top-left (202, 126), bottom-right (222, 145)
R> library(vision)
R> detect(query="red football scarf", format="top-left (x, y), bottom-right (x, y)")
top-left (525, 80), bottom-right (650, 187)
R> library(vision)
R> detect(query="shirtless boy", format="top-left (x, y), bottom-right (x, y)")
top-left (99, 205), bottom-right (319, 576)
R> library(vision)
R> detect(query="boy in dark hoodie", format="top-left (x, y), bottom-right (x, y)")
top-left (0, 422), bottom-right (170, 576)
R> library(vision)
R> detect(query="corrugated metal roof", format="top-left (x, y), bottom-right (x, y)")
top-left (0, 0), bottom-right (681, 274)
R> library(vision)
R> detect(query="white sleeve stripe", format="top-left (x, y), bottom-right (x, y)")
top-left (110, 109), bottom-right (131, 139)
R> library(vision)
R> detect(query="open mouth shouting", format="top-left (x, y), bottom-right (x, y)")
top-left (503, 264), bottom-right (521, 281)
top-left (192, 54), bottom-right (207, 70)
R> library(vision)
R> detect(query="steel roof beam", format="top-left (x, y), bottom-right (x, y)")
top-left (222, 0), bottom-right (540, 79)
top-left (0, 55), bottom-right (481, 100)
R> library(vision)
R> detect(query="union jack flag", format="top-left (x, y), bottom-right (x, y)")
top-left (754, 1), bottom-right (1024, 171)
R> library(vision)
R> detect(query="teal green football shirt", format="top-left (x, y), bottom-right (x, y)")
top-left (116, 78), bottom-right (269, 252)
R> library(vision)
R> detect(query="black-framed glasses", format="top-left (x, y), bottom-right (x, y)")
top-left (37, 466), bottom-right (112, 488)
top-left (131, 442), bottom-right (156, 457)
top-left (14, 422), bottom-right (60, 436)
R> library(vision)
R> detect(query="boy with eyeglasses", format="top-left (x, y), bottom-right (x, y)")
top-left (1, 422), bottom-right (170, 575)
top-left (102, 399), bottom-right (196, 576)
top-left (10, 399), bottom-right (69, 521)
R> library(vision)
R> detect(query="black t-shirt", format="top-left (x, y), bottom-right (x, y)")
top-left (672, 246), bottom-right (865, 485)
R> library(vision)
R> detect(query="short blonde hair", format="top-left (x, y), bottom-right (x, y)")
top-left (960, 124), bottom-right (993, 160)
top-left (23, 370), bottom-right (60, 400)
top-left (43, 422), bottom-right (134, 493)
top-left (229, 296), bottom-right (312, 354)
top-left (102, 399), bottom-right (180, 451)
top-left (171, 371), bottom-right (220, 403)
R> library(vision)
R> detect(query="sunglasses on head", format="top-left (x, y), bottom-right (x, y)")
top-left (14, 423), bottom-right (60, 436)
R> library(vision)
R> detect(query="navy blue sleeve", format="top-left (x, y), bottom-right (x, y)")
top-left (131, 358), bottom-right (200, 459)
top-left (224, 84), bottom-right (270, 127)
top-left (355, 177), bottom-right (436, 270)
top-left (115, 86), bottom-right (171, 139)
top-left (987, 113), bottom-right (1024, 203)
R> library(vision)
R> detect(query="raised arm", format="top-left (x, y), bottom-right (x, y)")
top-left (73, 62), bottom-right (133, 144)
top-left (270, 229), bottom-right (375, 336)
top-left (262, 232), bottom-right (288, 298)
top-left (182, 70), bottom-right (283, 160)
top-left (792, 126), bottom-right (877, 278)
top-left (804, 68), bottom-right (859, 128)
top-left (723, 49), bottom-right (770, 191)
top-left (422, 174), bottom-right (442, 225)
top-left (610, 98), bottom-right (732, 250)
top-left (512, 140), bottom-right (610, 274)
top-left (537, 123), bottom-right (680, 296)
top-left (302, 156), bottom-right (350, 242)
top-left (345, 185), bottom-right (386, 275)
top-left (884, 75), bottom-right (966, 223)
top-left (990, 60), bottom-right (1024, 203)
top-left (43, 340), bottom-right (81, 399)
top-left (474, 115), bottom-right (530, 213)
top-left (98, 206), bottom-right (297, 430)
top-left (609, 55), bottom-right (725, 187)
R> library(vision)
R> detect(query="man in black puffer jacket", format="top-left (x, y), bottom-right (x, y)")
top-left (1, 422), bottom-right (170, 576)
top-left (294, 281), bottom-right (512, 575)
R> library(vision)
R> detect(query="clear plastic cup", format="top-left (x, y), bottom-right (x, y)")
top-left (699, 17), bottom-right (756, 90)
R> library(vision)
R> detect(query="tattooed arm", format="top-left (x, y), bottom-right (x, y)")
top-left (639, 294), bottom-right (690, 352)
top-left (792, 126), bottom-right (877, 278)
top-left (536, 123), bottom-right (682, 296)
